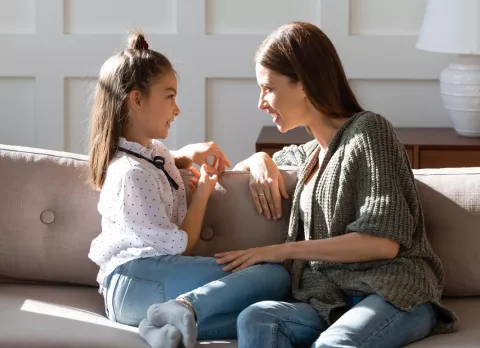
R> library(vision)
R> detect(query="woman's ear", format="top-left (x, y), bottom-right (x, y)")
top-left (128, 90), bottom-right (143, 112)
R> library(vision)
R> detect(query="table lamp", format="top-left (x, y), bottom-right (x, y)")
top-left (416, 0), bottom-right (480, 137)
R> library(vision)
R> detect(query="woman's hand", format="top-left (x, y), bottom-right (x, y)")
top-left (174, 142), bottom-right (231, 173)
top-left (240, 153), bottom-right (289, 220)
top-left (215, 244), bottom-right (287, 272)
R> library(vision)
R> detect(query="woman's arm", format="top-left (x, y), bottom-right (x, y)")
top-left (284, 232), bottom-right (400, 263)
top-left (216, 232), bottom-right (399, 272)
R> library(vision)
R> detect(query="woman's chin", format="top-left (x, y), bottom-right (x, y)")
top-left (276, 122), bottom-right (290, 133)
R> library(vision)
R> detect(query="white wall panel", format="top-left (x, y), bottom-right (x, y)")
top-left (349, 0), bottom-right (427, 36)
top-left (64, 0), bottom-right (176, 34)
top-left (206, 0), bottom-right (319, 34)
top-left (0, 0), bottom-right (35, 33)
top-left (350, 79), bottom-right (450, 127)
top-left (64, 78), bottom-right (97, 154)
top-left (0, 78), bottom-right (35, 146)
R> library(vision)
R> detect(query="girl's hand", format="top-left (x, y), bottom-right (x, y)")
top-left (189, 165), bottom-right (218, 199)
top-left (215, 244), bottom-right (287, 272)
top-left (175, 142), bottom-right (231, 173)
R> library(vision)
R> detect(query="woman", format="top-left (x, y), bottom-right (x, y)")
top-left (216, 22), bottom-right (458, 348)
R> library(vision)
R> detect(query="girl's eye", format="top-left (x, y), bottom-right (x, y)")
top-left (168, 95), bottom-right (176, 100)
top-left (264, 87), bottom-right (272, 93)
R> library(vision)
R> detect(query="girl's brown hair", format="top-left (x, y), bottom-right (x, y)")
top-left (88, 32), bottom-right (174, 190)
top-left (255, 22), bottom-right (363, 118)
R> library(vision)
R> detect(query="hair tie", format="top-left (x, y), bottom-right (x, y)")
top-left (140, 37), bottom-right (149, 50)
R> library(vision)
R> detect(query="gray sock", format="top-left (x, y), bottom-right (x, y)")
top-left (139, 319), bottom-right (182, 348)
top-left (147, 301), bottom-right (197, 348)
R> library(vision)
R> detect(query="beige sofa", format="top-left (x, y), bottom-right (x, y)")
top-left (0, 144), bottom-right (479, 348)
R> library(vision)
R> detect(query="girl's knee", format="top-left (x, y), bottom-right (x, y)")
top-left (257, 263), bottom-right (290, 282)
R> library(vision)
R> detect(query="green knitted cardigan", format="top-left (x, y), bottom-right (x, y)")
top-left (273, 111), bottom-right (458, 335)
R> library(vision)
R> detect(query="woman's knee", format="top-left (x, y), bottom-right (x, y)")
top-left (237, 301), bottom-right (280, 331)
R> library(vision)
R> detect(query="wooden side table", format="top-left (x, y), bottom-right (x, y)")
top-left (256, 126), bottom-right (480, 169)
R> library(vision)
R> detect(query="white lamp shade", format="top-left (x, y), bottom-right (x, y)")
top-left (416, 0), bottom-right (480, 54)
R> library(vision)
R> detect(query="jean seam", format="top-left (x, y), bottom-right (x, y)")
top-left (358, 310), bottom-right (404, 348)
top-left (118, 277), bottom-right (167, 320)
top-left (109, 274), bottom-right (121, 322)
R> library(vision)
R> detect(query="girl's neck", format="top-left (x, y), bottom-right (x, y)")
top-left (122, 129), bottom-right (151, 149)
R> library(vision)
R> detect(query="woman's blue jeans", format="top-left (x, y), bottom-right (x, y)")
top-left (237, 294), bottom-right (438, 348)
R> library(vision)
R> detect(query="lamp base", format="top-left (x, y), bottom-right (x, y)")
top-left (440, 55), bottom-right (480, 137)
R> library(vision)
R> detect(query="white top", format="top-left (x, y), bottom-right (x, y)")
top-left (299, 178), bottom-right (315, 222)
top-left (88, 137), bottom-right (188, 292)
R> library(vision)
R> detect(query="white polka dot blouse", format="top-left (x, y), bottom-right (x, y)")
top-left (88, 137), bottom-right (188, 291)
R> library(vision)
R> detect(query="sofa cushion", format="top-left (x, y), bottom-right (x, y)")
top-left (0, 145), bottom-right (297, 287)
top-left (0, 283), bottom-right (477, 348)
top-left (414, 167), bottom-right (480, 296)
top-left (0, 284), bottom-right (237, 347)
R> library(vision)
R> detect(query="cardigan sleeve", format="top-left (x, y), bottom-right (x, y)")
top-left (345, 114), bottom-right (418, 250)
top-left (272, 140), bottom-right (318, 167)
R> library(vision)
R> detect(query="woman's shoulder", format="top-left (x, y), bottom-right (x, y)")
top-left (341, 111), bottom-right (399, 148)
top-left (346, 111), bottom-right (395, 135)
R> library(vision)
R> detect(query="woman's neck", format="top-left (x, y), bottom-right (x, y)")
top-left (307, 113), bottom-right (349, 150)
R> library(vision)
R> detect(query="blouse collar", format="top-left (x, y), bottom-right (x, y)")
top-left (118, 137), bottom-right (156, 159)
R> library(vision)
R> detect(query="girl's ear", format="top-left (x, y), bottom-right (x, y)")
top-left (128, 90), bottom-right (143, 112)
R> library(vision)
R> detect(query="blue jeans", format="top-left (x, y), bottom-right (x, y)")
top-left (103, 255), bottom-right (290, 340)
top-left (237, 294), bottom-right (438, 348)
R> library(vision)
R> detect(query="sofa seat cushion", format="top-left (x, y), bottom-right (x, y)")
top-left (0, 284), bottom-right (237, 347)
top-left (1, 284), bottom-right (479, 347)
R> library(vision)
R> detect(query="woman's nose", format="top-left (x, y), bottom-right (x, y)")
top-left (258, 96), bottom-right (267, 110)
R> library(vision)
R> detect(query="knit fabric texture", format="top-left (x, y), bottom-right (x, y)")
top-left (272, 111), bottom-right (458, 335)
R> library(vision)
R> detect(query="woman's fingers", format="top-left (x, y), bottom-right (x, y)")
top-left (189, 167), bottom-right (201, 178)
top-left (211, 147), bottom-right (232, 168)
top-left (222, 253), bottom-right (252, 272)
top-left (257, 183), bottom-right (273, 220)
top-left (250, 184), bottom-right (263, 214)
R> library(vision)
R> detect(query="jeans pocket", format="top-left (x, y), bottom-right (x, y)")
top-left (118, 277), bottom-right (166, 324)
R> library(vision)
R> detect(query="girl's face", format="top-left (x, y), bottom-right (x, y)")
top-left (255, 63), bottom-right (308, 133)
top-left (129, 70), bottom-right (180, 141)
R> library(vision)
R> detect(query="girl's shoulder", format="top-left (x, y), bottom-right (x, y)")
top-left (151, 139), bottom-right (175, 163)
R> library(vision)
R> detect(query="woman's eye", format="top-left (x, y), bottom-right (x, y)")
top-left (264, 87), bottom-right (272, 93)
top-left (168, 94), bottom-right (176, 100)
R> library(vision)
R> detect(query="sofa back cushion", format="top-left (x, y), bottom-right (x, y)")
top-left (1, 145), bottom-right (479, 296)
top-left (0, 145), bottom-right (296, 286)
top-left (414, 167), bottom-right (480, 296)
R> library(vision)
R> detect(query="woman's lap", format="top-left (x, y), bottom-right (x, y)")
top-left (237, 294), bottom-right (438, 348)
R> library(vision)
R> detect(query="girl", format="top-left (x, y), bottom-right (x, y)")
top-left (87, 32), bottom-right (290, 348)
top-left (217, 22), bottom-right (458, 348)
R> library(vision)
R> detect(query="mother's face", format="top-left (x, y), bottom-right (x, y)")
top-left (255, 63), bottom-right (307, 133)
